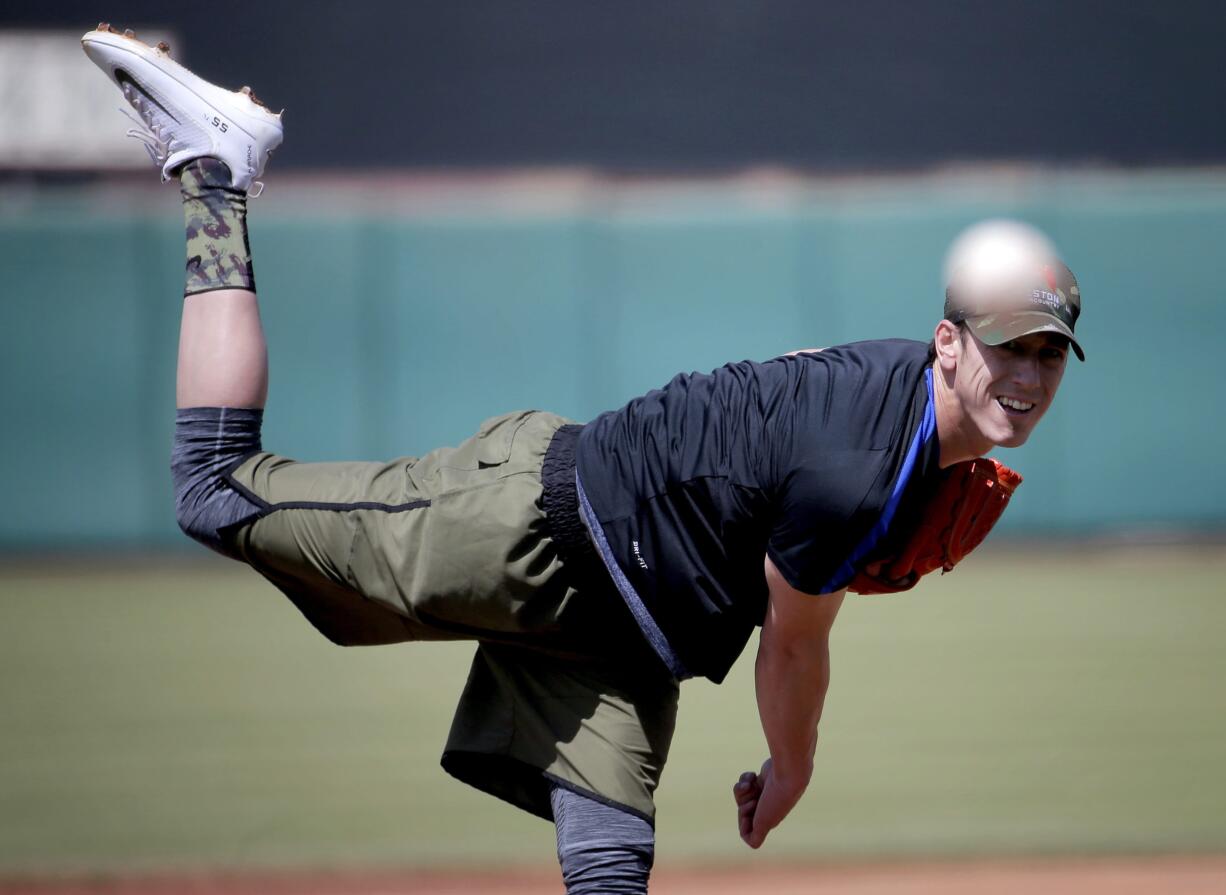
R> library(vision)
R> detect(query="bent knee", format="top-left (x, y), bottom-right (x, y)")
top-left (173, 486), bottom-right (261, 557)
top-left (172, 407), bottom-right (264, 557)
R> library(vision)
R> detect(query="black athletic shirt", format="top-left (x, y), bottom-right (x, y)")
top-left (574, 338), bottom-right (943, 683)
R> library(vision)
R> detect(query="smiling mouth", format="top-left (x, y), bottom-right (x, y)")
top-left (997, 396), bottom-right (1036, 414)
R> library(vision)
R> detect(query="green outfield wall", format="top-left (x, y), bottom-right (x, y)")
top-left (3, 168), bottom-right (1223, 547)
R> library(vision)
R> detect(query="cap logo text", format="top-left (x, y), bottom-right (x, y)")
top-left (1031, 289), bottom-right (1064, 310)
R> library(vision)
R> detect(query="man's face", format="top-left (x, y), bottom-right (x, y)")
top-left (952, 328), bottom-right (1069, 450)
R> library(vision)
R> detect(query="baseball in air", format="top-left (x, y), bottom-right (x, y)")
top-left (943, 219), bottom-right (1058, 313)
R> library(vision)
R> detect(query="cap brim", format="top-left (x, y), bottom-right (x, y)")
top-left (965, 310), bottom-right (1085, 362)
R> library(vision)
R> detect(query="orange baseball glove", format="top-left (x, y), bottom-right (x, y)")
top-left (849, 457), bottom-right (1022, 595)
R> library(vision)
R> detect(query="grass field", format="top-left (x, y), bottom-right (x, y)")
top-left (2, 545), bottom-right (1224, 878)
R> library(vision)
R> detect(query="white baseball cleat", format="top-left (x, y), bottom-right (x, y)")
top-left (81, 23), bottom-right (284, 195)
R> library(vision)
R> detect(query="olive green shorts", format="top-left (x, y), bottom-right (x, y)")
top-left (223, 410), bottom-right (678, 822)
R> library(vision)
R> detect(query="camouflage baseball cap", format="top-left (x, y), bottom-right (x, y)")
top-left (944, 258), bottom-right (1085, 362)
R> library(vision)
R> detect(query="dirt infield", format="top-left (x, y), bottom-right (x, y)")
top-left (5, 857), bottom-right (1226, 895)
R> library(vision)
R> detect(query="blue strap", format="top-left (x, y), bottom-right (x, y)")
top-left (818, 367), bottom-right (938, 593)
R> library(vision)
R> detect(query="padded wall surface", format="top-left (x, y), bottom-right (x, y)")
top-left (3, 169), bottom-right (1222, 545)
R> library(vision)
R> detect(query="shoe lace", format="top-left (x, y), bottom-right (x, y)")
top-left (115, 79), bottom-right (267, 196)
top-left (119, 106), bottom-right (170, 167)
top-left (117, 82), bottom-right (187, 174)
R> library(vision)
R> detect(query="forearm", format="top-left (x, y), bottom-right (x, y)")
top-left (754, 629), bottom-right (831, 787)
top-left (737, 562), bottom-right (844, 848)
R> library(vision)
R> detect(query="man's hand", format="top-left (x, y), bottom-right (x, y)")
top-left (740, 557), bottom-right (844, 849)
top-left (734, 758), bottom-right (809, 848)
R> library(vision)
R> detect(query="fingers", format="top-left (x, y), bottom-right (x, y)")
top-left (734, 772), bottom-right (761, 842)
top-left (740, 812), bottom-right (767, 849)
top-left (733, 772), bottom-right (760, 811)
top-left (730, 765), bottom-right (750, 794)
top-left (740, 798), bottom-right (772, 850)
top-left (737, 791), bottom-right (758, 836)
top-left (738, 807), bottom-right (756, 841)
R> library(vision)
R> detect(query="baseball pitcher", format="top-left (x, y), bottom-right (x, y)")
top-left (83, 25), bottom-right (1083, 894)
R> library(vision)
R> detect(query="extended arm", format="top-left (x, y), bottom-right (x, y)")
top-left (735, 555), bottom-right (844, 848)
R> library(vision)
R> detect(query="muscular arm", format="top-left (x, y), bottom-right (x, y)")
top-left (735, 555), bottom-right (844, 848)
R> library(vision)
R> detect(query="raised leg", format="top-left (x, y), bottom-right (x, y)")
top-left (170, 159), bottom-right (269, 554)
top-left (78, 29), bottom-right (282, 556)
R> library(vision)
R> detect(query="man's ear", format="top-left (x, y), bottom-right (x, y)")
top-left (933, 320), bottom-right (961, 374)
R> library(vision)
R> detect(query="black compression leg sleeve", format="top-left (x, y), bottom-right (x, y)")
top-left (171, 407), bottom-right (264, 557)
top-left (550, 785), bottom-right (654, 895)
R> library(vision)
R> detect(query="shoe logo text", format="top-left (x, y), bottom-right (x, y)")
top-left (210, 116), bottom-right (229, 133)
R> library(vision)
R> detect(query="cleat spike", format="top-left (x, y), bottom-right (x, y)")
top-left (123, 28), bottom-right (135, 38)
top-left (156, 41), bottom-right (171, 54)
top-left (238, 86), bottom-right (268, 108)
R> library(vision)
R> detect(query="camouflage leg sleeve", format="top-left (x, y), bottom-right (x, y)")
top-left (180, 158), bottom-right (256, 296)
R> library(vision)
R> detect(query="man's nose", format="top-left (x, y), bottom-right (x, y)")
top-left (1012, 356), bottom-right (1041, 389)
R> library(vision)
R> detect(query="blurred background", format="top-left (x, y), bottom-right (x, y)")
top-left (2, 1), bottom-right (1224, 889)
